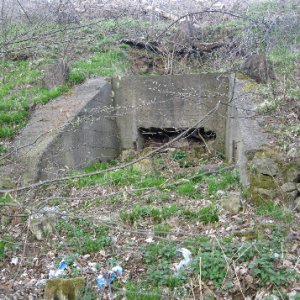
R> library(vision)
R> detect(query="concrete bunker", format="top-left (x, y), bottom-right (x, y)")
top-left (0, 73), bottom-right (275, 190)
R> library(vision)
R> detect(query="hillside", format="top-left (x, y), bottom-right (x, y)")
top-left (0, 0), bottom-right (299, 299)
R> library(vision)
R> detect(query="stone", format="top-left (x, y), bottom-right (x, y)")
top-left (220, 192), bottom-right (242, 214)
top-left (294, 198), bottom-right (300, 212)
top-left (281, 182), bottom-right (297, 193)
top-left (252, 157), bottom-right (279, 176)
top-left (29, 212), bottom-right (57, 241)
top-left (240, 54), bottom-right (276, 83)
top-left (297, 183), bottom-right (300, 192)
top-left (285, 166), bottom-right (300, 182)
top-left (42, 62), bottom-right (69, 89)
top-left (286, 190), bottom-right (298, 202)
top-left (253, 188), bottom-right (276, 200)
top-left (44, 277), bottom-right (85, 300)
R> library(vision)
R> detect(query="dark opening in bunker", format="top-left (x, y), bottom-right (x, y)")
top-left (138, 127), bottom-right (216, 148)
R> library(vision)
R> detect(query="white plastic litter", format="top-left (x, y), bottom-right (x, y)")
top-left (96, 265), bottom-right (123, 288)
top-left (49, 260), bottom-right (67, 279)
top-left (174, 248), bottom-right (192, 271)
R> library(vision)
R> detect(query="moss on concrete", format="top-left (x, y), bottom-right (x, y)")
top-left (44, 277), bottom-right (85, 300)
top-left (248, 145), bottom-right (300, 205)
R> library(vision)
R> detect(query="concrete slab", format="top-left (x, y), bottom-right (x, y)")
top-left (12, 78), bottom-right (119, 183)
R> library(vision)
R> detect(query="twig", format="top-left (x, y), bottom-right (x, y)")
top-left (199, 256), bottom-right (203, 300)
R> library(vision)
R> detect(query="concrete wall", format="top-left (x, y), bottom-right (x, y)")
top-left (12, 78), bottom-right (120, 183)
top-left (0, 73), bottom-right (272, 188)
top-left (226, 75), bottom-right (271, 186)
top-left (113, 74), bottom-right (229, 153)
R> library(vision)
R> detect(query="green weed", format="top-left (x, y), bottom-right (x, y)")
top-left (204, 169), bottom-right (239, 195)
top-left (153, 224), bottom-right (173, 237)
top-left (138, 174), bottom-right (165, 188)
top-left (125, 281), bottom-right (161, 300)
top-left (120, 204), bottom-right (180, 225)
top-left (71, 50), bottom-right (128, 78)
top-left (0, 144), bottom-right (7, 153)
top-left (120, 205), bottom-right (149, 224)
top-left (73, 162), bottom-right (141, 188)
top-left (143, 241), bottom-right (178, 264)
top-left (249, 252), bottom-right (295, 286)
top-left (176, 182), bottom-right (200, 198)
top-left (197, 205), bottom-right (219, 224)
top-left (56, 219), bottom-right (110, 254)
top-left (256, 201), bottom-right (293, 222)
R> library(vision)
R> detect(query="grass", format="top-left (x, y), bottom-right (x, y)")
top-left (204, 169), bottom-right (239, 195)
top-left (256, 201), bottom-right (294, 222)
top-left (69, 49), bottom-right (128, 81)
top-left (119, 204), bottom-right (181, 225)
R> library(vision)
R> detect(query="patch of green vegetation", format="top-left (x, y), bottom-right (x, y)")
top-left (204, 169), bottom-right (239, 195)
top-left (120, 205), bottom-right (149, 224)
top-left (249, 252), bottom-right (295, 286)
top-left (147, 264), bottom-right (187, 288)
top-left (0, 195), bottom-right (12, 204)
top-left (190, 243), bottom-right (229, 288)
top-left (120, 204), bottom-right (180, 225)
top-left (153, 224), bottom-right (173, 237)
top-left (0, 235), bottom-right (18, 260)
top-left (70, 49), bottom-right (128, 79)
top-left (143, 241), bottom-right (187, 288)
top-left (197, 205), bottom-right (219, 224)
top-left (138, 174), bottom-right (166, 188)
top-left (0, 144), bottom-right (7, 153)
top-left (72, 162), bottom-right (141, 188)
top-left (176, 182), bottom-right (201, 198)
top-left (143, 241), bottom-right (178, 264)
top-left (56, 219), bottom-right (110, 254)
top-left (125, 281), bottom-right (161, 300)
top-left (256, 201), bottom-right (293, 222)
top-left (145, 193), bottom-right (170, 204)
top-left (269, 47), bottom-right (300, 73)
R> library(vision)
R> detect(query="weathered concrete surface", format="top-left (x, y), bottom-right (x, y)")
top-left (1, 73), bottom-right (281, 190)
top-left (226, 75), bottom-right (272, 186)
top-left (11, 78), bottom-right (119, 184)
top-left (113, 74), bottom-right (229, 153)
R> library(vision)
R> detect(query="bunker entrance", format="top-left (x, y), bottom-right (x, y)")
top-left (138, 127), bottom-right (216, 149)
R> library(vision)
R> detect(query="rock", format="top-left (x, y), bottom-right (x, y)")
top-left (285, 166), bottom-right (300, 182)
top-left (43, 62), bottom-right (69, 89)
top-left (252, 157), bottom-right (279, 176)
top-left (0, 164), bottom-right (17, 189)
top-left (281, 182), bottom-right (297, 193)
top-left (44, 277), bottom-right (85, 300)
top-left (240, 54), bottom-right (276, 83)
top-left (253, 188), bottom-right (276, 199)
top-left (29, 211), bottom-right (57, 241)
top-left (286, 190), bottom-right (298, 202)
top-left (133, 158), bottom-right (153, 173)
top-left (294, 196), bottom-right (300, 212)
top-left (297, 183), bottom-right (300, 192)
top-left (220, 192), bottom-right (242, 214)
